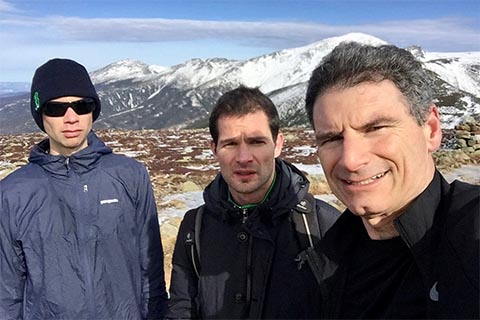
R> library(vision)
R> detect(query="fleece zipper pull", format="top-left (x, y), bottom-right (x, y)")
top-left (241, 208), bottom-right (249, 224)
top-left (64, 157), bottom-right (70, 171)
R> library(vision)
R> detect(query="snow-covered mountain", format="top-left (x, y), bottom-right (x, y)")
top-left (91, 60), bottom-right (167, 84)
top-left (1, 33), bottom-right (479, 134)
top-left (0, 82), bottom-right (30, 97)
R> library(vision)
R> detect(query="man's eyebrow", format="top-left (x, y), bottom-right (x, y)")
top-left (360, 116), bottom-right (399, 130)
top-left (218, 137), bottom-right (237, 145)
top-left (246, 135), bottom-right (269, 141)
top-left (315, 131), bottom-right (341, 142)
top-left (315, 116), bottom-right (400, 141)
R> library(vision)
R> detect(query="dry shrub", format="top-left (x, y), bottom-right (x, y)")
top-left (157, 199), bottom-right (187, 211)
top-left (160, 216), bottom-right (182, 288)
top-left (282, 132), bottom-right (300, 144)
top-left (308, 174), bottom-right (332, 195)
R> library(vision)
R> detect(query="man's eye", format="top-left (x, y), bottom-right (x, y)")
top-left (317, 136), bottom-right (342, 146)
top-left (222, 142), bottom-right (236, 147)
top-left (369, 126), bottom-right (384, 132)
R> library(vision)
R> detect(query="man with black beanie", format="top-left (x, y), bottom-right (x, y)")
top-left (0, 58), bottom-right (168, 319)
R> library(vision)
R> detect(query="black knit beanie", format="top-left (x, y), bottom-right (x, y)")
top-left (30, 58), bottom-right (101, 132)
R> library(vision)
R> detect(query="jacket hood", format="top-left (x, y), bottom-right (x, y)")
top-left (28, 131), bottom-right (112, 176)
top-left (203, 158), bottom-right (310, 222)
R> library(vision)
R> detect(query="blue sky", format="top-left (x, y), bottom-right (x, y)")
top-left (1, 0), bottom-right (479, 82)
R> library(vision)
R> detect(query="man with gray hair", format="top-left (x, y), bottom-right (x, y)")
top-left (305, 42), bottom-right (479, 318)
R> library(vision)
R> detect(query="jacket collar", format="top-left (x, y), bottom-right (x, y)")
top-left (28, 131), bottom-right (112, 176)
top-left (203, 158), bottom-right (310, 222)
top-left (394, 170), bottom-right (449, 248)
top-left (392, 170), bottom-right (452, 288)
top-left (323, 170), bottom-right (450, 262)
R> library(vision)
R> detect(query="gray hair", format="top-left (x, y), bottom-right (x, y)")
top-left (305, 42), bottom-right (434, 128)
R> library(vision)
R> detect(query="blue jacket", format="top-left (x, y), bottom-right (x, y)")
top-left (0, 131), bottom-right (168, 319)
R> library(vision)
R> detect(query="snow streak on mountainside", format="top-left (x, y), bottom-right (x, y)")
top-left (1, 33), bottom-right (479, 134)
top-left (91, 59), bottom-right (175, 84)
top-left (422, 52), bottom-right (480, 97)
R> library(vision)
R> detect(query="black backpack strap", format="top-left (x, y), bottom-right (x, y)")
top-left (292, 194), bottom-right (340, 287)
top-left (291, 193), bottom-right (321, 250)
top-left (185, 204), bottom-right (204, 278)
top-left (292, 193), bottom-right (325, 273)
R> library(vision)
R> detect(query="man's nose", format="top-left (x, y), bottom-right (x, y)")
top-left (339, 134), bottom-right (369, 171)
top-left (236, 143), bottom-right (253, 163)
top-left (63, 107), bottom-right (79, 123)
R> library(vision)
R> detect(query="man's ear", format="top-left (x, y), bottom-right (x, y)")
top-left (210, 140), bottom-right (217, 158)
top-left (424, 105), bottom-right (442, 153)
top-left (274, 132), bottom-right (284, 158)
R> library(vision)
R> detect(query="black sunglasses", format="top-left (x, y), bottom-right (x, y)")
top-left (42, 97), bottom-right (96, 117)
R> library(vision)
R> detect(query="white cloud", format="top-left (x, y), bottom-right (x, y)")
top-left (1, 14), bottom-right (479, 51)
top-left (1, 6), bottom-right (479, 81)
top-left (0, 0), bottom-right (15, 12)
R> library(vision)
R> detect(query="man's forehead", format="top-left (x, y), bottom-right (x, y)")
top-left (218, 109), bottom-right (267, 121)
top-left (50, 96), bottom-right (84, 102)
top-left (218, 129), bottom-right (271, 140)
top-left (218, 111), bottom-right (268, 127)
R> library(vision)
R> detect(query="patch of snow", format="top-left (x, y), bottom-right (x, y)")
top-left (194, 149), bottom-right (214, 160)
top-left (291, 146), bottom-right (317, 157)
top-left (158, 191), bottom-right (204, 221)
top-left (116, 150), bottom-right (148, 158)
top-left (293, 163), bottom-right (325, 175)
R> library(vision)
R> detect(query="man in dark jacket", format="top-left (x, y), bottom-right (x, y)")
top-left (0, 58), bottom-right (168, 319)
top-left (167, 86), bottom-right (341, 319)
top-left (305, 42), bottom-right (479, 318)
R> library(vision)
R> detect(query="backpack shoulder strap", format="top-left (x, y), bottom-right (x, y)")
top-left (185, 204), bottom-right (204, 278)
top-left (292, 194), bottom-right (340, 286)
top-left (194, 204), bottom-right (203, 261)
top-left (291, 193), bottom-right (321, 250)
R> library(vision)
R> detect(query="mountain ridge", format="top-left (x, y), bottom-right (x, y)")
top-left (1, 32), bottom-right (479, 135)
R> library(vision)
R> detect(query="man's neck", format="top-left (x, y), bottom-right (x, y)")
top-left (228, 172), bottom-right (277, 207)
top-left (362, 219), bottom-right (400, 240)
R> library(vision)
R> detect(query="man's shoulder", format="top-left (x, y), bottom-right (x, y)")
top-left (1, 163), bottom-right (46, 185)
top-left (448, 179), bottom-right (480, 204)
top-left (439, 180), bottom-right (479, 304)
top-left (182, 205), bottom-right (205, 223)
top-left (100, 152), bottom-right (147, 172)
top-left (103, 152), bottom-right (140, 164)
top-left (1, 164), bottom-right (49, 202)
top-left (442, 180), bottom-right (479, 234)
top-left (445, 180), bottom-right (479, 221)
top-left (313, 196), bottom-right (342, 232)
top-left (314, 197), bottom-right (341, 215)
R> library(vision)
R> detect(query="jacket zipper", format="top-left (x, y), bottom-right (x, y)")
top-left (241, 208), bottom-right (248, 224)
top-left (245, 234), bottom-right (253, 314)
top-left (241, 207), bottom-right (253, 314)
top-left (64, 157), bottom-right (70, 170)
top-left (81, 191), bottom-right (96, 319)
top-left (68, 161), bottom-right (96, 318)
